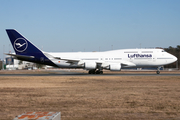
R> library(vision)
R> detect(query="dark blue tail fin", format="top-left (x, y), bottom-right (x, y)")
top-left (6, 29), bottom-right (42, 55)
top-left (6, 29), bottom-right (58, 67)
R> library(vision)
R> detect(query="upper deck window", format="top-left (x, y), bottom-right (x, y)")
top-left (142, 51), bottom-right (153, 53)
top-left (124, 51), bottom-right (138, 53)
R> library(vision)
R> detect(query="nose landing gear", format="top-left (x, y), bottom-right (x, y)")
top-left (156, 70), bottom-right (160, 74)
top-left (156, 67), bottom-right (161, 74)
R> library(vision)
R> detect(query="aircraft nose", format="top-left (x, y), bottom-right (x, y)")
top-left (171, 54), bottom-right (177, 62)
top-left (166, 54), bottom-right (178, 64)
top-left (173, 55), bottom-right (178, 62)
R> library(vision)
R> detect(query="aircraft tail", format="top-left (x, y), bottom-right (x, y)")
top-left (6, 29), bottom-right (42, 55)
top-left (6, 29), bottom-right (58, 67)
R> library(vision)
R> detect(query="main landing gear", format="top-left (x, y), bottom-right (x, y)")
top-left (88, 69), bottom-right (103, 74)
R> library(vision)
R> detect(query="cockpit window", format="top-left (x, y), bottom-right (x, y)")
top-left (162, 50), bottom-right (165, 52)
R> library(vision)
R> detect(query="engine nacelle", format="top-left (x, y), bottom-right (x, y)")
top-left (109, 63), bottom-right (121, 71)
top-left (84, 62), bottom-right (97, 70)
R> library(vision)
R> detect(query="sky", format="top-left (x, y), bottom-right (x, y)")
top-left (0, 0), bottom-right (180, 59)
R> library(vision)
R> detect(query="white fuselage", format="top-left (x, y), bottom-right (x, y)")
top-left (46, 48), bottom-right (177, 69)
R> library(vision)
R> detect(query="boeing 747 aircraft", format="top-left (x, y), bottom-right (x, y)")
top-left (6, 29), bottom-right (177, 74)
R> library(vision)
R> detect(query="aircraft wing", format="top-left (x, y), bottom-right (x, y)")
top-left (59, 58), bottom-right (81, 64)
top-left (96, 60), bottom-right (136, 67)
top-left (43, 52), bottom-right (81, 64)
top-left (53, 57), bottom-right (80, 62)
top-left (120, 60), bottom-right (136, 67)
top-left (45, 53), bottom-right (135, 67)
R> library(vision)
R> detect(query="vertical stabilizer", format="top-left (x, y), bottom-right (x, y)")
top-left (6, 29), bottom-right (42, 55)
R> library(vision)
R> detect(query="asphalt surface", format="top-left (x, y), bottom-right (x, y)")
top-left (0, 70), bottom-right (180, 76)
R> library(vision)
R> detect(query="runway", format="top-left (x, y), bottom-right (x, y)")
top-left (0, 70), bottom-right (180, 76)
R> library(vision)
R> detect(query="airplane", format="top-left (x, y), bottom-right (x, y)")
top-left (6, 29), bottom-right (177, 74)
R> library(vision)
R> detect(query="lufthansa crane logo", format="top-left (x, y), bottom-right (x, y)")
top-left (14, 38), bottom-right (28, 52)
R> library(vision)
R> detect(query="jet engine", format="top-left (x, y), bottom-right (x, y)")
top-left (109, 63), bottom-right (121, 71)
top-left (84, 62), bottom-right (97, 70)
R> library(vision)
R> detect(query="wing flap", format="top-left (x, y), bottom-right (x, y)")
top-left (98, 60), bottom-right (136, 68)
top-left (120, 60), bottom-right (136, 66)
top-left (43, 52), bottom-right (80, 62)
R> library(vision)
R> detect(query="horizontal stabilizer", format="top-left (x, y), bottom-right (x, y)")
top-left (6, 53), bottom-right (35, 59)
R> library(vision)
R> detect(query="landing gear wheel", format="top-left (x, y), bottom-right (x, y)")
top-left (88, 70), bottom-right (96, 74)
top-left (88, 71), bottom-right (91, 74)
top-left (88, 69), bottom-right (103, 74)
top-left (156, 67), bottom-right (161, 74)
top-left (95, 70), bottom-right (100, 74)
top-left (95, 70), bottom-right (103, 74)
top-left (156, 71), bottom-right (160, 74)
